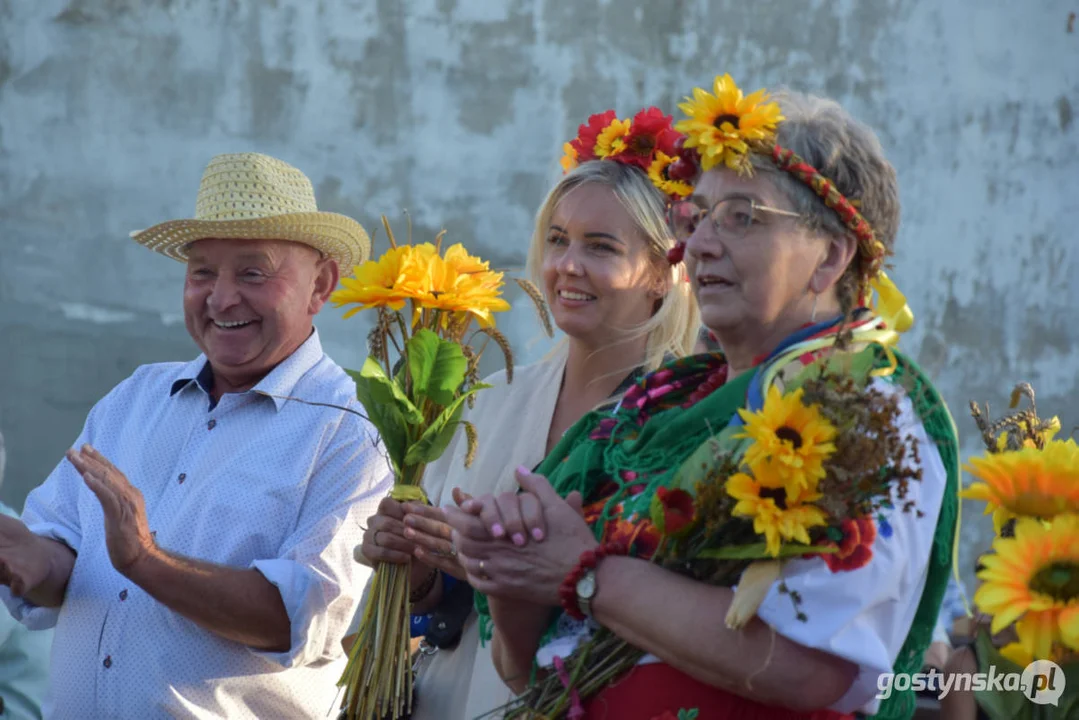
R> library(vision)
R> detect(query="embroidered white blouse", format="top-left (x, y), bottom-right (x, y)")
top-left (536, 380), bottom-right (948, 716)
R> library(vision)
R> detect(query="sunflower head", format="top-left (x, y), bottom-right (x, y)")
top-left (675, 73), bottom-right (784, 174)
top-left (962, 439), bottom-right (1079, 521)
top-left (974, 514), bottom-right (1079, 659)
top-left (727, 463), bottom-right (828, 557)
top-left (595, 117), bottom-right (631, 159)
top-left (648, 151), bottom-right (694, 200)
top-left (736, 385), bottom-right (837, 492)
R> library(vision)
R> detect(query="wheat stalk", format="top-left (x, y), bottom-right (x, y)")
top-left (514, 278), bottom-right (554, 337)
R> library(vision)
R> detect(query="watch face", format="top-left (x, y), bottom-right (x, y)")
top-left (576, 572), bottom-right (597, 599)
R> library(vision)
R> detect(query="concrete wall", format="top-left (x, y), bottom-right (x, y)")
top-left (1, 0), bottom-right (1077, 588)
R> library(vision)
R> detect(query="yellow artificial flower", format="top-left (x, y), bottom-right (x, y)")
top-left (561, 142), bottom-right (579, 172)
top-left (963, 439), bottom-right (1079, 522)
top-left (408, 251), bottom-right (509, 328)
top-left (408, 242), bottom-right (439, 261)
top-left (736, 385), bottom-right (837, 492)
top-left (647, 151), bottom-right (694, 199)
top-left (442, 243), bottom-right (491, 275)
top-left (331, 245), bottom-right (425, 316)
top-left (445, 271), bottom-right (511, 327)
top-left (334, 241), bottom-right (508, 329)
top-left (727, 466), bottom-right (828, 557)
top-left (996, 639), bottom-right (1070, 667)
top-left (595, 117), bottom-right (631, 159)
top-left (998, 642), bottom-right (1034, 667)
top-left (675, 74), bottom-right (784, 173)
top-left (995, 416), bottom-right (1062, 451)
top-left (974, 514), bottom-right (1079, 658)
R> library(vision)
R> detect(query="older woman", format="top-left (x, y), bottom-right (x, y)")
top-left (445, 77), bottom-right (958, 720)
top-left (353, 108), bottom-right (699, 719)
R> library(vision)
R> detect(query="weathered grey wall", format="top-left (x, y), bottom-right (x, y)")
top-left (1, 0), bottom-right (1077, 589)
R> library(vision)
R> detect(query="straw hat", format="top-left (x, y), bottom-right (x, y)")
top-left (131, 153), bottom-right (371, 268)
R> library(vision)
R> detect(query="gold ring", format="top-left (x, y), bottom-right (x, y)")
top-left (479, 559), bottom-right (488, 579)
top-left (373, 531), bottom-right (381, 548)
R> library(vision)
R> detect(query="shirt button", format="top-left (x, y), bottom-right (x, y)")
top-left (119, 589), bottom-right (128, 601)
top-left (207, 418), bottom-right (217, 431)
top-left (178, 473), bottom-right (187, 484)
top-left (103, 655), bottom-right (112, 669)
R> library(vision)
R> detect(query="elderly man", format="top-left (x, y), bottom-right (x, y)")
top-left (0, 153), bottom-right (392, 718)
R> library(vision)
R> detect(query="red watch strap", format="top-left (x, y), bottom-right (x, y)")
top-left (559, 542), bottom-right (628, 620)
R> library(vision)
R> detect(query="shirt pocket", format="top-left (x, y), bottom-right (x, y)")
top-left (163, 467), bottom-right (308, 564)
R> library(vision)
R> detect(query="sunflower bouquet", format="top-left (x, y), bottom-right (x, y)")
top-left (959, 383), bottom-right (1079, 716)
top-left (332, 217), bottom-right (542, 719)
top-left (499, 356), bottom-right (924, 718)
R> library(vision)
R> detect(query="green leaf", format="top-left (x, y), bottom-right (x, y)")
top-left (973, 630), bottom-right (1079, 720)
top-left (788, 348), bottom-right (877, 390)
top-left (350, 357), bottom-right (423, 425)
top-left (697, 542), bottom-right (837, 560)
top-left (407, 330), bottom-right (468, 406)
top-left (649, 493), bottom-right (666, 534)
top-left (404, 383), bottom-right (491, 466)
top-left (347, 365), bottom-right (409, 473)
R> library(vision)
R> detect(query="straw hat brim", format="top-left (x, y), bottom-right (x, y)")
top-left (130, 212), bottom-right (371, 269)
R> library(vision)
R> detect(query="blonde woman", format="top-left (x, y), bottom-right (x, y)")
top-left (354, 108), bottom-right (699, 719)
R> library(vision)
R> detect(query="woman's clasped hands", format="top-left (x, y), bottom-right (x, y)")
top-left (442, 467), bottom-right (598, 605)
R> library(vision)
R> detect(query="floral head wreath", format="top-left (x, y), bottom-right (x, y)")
top-left (560, 107), bottom-right (700, 203)
top-left (670, 74), bottom-right (913, 333)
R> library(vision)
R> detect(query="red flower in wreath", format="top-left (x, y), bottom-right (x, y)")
top-left (569, 110), bottom-right (618, 163)
top-left (817, 517), bottom-right (877, 572)
top-left (617, 107), bottom-right (681, 169)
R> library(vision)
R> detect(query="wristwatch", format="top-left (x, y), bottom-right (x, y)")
top-left (576, 569), bottom-right (598, 618)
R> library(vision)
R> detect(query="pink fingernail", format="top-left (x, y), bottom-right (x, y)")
top-left (492, 523), bottom-right (505, 537)
top-left (516, 465), bottom-right (530, 475)
top-left (512, 533), bottom-right (525, 546)
top-left (532, 528), bottom-right (545, 541)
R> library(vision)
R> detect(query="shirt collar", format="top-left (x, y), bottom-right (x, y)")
top-left (169, 330), bottom-right (326, 413)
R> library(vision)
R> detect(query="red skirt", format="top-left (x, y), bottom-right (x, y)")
top-left (581, 663), bottom-right (856, 720)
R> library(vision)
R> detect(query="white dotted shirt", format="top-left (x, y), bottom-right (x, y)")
top-left (0, 330), bottom-right (392, 719)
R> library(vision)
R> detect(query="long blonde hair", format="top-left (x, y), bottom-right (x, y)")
top-left (526, 161), bottom-right (699, 371)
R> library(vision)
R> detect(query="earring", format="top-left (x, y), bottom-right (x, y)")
top-left (810, 294), bottom-right (819, 323)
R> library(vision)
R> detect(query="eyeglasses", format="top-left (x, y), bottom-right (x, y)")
top-left (668, 197), bottom-right (802, 243)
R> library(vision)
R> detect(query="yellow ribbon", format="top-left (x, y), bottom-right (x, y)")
top-left (869, 270), bottom-right (914, 334)
top-left (759, 326), bottom-right (902, 392)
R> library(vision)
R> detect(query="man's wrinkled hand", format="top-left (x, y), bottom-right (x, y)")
top-left (66, 444), bottom-right (156, 575)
